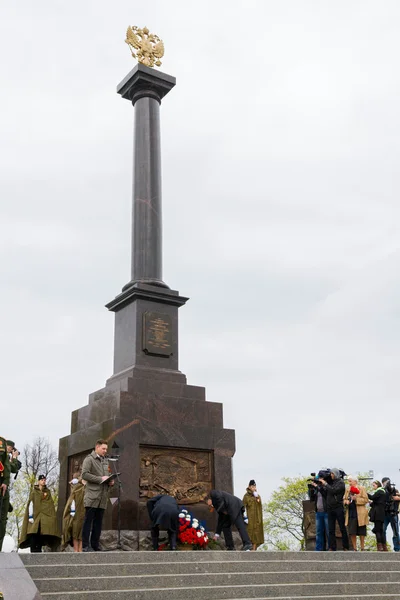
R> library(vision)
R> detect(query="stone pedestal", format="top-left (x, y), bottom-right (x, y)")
top-left (58, 366), bottom-right (235, 534)
top-left (58, 64), bottom-right (236, 539)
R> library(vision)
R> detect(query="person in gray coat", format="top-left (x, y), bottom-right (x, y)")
top-left (81, 439), bottom-right (114, 552)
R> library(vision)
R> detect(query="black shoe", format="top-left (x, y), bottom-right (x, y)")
top-left (92, 548), bottom-right (102, 552)
top-left (226, 547), bottom-right (236, 551)
top-left (82, 547), bottom-right (90, 553)
top-left (242, 543), bottom-right (252, 551)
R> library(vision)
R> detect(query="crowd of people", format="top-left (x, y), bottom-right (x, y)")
top-left (308, 468), bottom-right (400, 552)
top-left (5, 435), bottom-right (396, 554)
top-left (0, 436), bottom-right (265, 553)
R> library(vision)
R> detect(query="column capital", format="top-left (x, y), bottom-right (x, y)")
top-left (117, 63), bottom-right (176, 105)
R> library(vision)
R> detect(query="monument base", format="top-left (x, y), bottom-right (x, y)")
top-left (58, 369), bottom-right (235, 535)
top-left (67, 530), bottom-right (244, 551)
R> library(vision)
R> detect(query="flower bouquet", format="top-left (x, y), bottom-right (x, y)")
top-left (177, 508), bottom-right (209, 550)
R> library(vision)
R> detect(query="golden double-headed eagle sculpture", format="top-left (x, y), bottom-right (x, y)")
top-left (125, 26), bottom-right (164, 68)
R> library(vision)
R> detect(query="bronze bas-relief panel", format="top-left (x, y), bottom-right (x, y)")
top-left (139, 446), bottom-right (213, 504)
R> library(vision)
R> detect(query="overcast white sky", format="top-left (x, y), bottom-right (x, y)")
top-left (1, 1), bottom-right (400, 502)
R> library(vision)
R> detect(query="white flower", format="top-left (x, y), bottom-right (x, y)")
top-left (185, 516), bottom-right (191, 521)
top-left (181, 509), bottom-right (188, 514)
top-left (179, 513), bottom-right (185, 518)
top-left (204, 536), bottom-right (208, 542)
top-left (197, 531), bottom-right (202, 537)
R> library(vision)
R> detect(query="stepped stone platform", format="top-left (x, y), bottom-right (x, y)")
top-left (18, 550), bottom-right (400, 600)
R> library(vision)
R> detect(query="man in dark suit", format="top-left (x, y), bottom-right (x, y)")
top-left (207, 490), bottom-right (252, 551)
top-left (147, 494), bottom-right (179, 551)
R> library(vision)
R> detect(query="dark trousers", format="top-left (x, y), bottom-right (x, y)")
top-left (30, 524), bottom-right (43, 553)
top-left (315, 511), bottom-right (329, 551)
top-left (384, 515), bottom-right (400, 551)
top-left (0, 490), bottom-right (10, 552)
top-left (151, 525), bottom-right (177, 550)
top-left (220, 513), bottom-right (251, 549)
top-left (328, 507), bottom-right (349, 550)
top-left (373, 520), bottom-right (385, 544)
top-left (30, 535), bottom-right (43, 553)
top-left (82, 507), bottom-right (104, 550)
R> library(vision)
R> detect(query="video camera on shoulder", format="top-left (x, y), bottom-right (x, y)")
top-left (386, 481), bottom-right (397, 496)
top-left (384, 481), bottom-right (399, 515)
top-left (307, 468), bottom-right (346, 486)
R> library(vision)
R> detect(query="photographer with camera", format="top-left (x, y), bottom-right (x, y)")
top-left (382, 477), bottom-right (400, 552)
top-left (308, 474), bottom-right (329, 551)
top-left (6, 441), bottom-right (21, 479)
top-left (319, 468), bottom-right (349, 551)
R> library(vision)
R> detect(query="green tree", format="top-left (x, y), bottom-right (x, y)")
top-left (262, 476), bottom-right (309, 550)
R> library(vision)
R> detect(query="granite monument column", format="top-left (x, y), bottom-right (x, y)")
top-left (119, 65), bottom-right (175, 290)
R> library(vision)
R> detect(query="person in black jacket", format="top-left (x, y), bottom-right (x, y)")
top-left (319, 468), bottom-right (349, 551)
top-left (382, 477), bottom-right (400, 552)
top-left (147, 494), bottom-right (179, 551)
top-left (368, 481), bottom-right (387, 551)
top-left (207, 490), bottom-right (252, 551)
top-left (308, 481), bottom-right (329, 551)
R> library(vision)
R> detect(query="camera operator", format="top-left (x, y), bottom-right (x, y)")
top-left (382, 477), bottom-right (400, 552)
top-left (308, 475), bottom-right (329, 551)
top-left (6, 441), bottom-right (21, 480)
top-left (319, 468), bottom-right (349, 551)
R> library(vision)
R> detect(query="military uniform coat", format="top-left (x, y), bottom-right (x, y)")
top-left (10, 457), bottom-right (22, 476)
top-left (0, 437), bottom-right (11, 489)
top-left (0, 436), bottom-right (11, 551)
top-left (62, 482), bottom-right (85, 547)
top-left (243, 488), bottom-right (265, 546)
top-left (81, 451), bottom-right (110, 509)
top-left (19, 485), bottom-right (61, 549)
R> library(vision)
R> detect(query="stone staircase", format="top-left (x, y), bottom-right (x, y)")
top-left (20, 550), bottom-right (400, 600)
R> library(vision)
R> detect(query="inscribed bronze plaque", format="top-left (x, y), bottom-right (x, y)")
top-left (143, 311), bottom-right (172, 356)
top-left (139, 446), bottom-right (213, 504)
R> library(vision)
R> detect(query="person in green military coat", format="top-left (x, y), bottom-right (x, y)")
top-left (62, 474), bottom-right (86, 552)
top-left (0, 435), bottom-right (11, 551)
top-left (19, 474), bottom-right (61, 552)
top-left (243, 479), bottom-right (265, 550)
